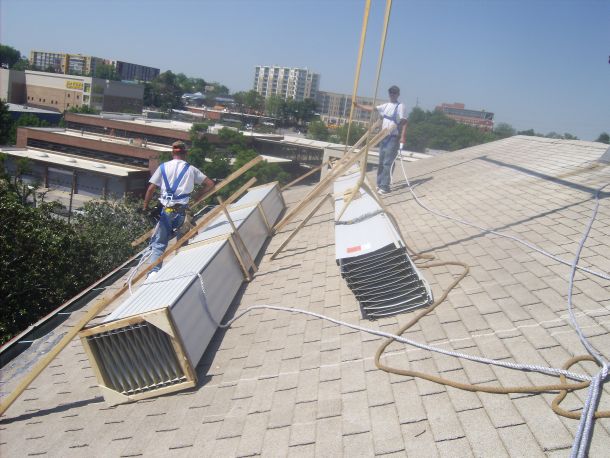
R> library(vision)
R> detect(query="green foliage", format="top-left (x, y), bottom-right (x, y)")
top-left (175, 73), bottom-right (207, 94)
top-left (188, 122), bottom-right (213, 169)
top-left (331, 123), bottom-right (367, 146)
top-left (92, 63), bottom-right (119, 80)
top-left (406, 108), bottom-right (496, 152)
top-left (0, 187), bottom-right (98, 344)
top-left (0, 44), bottom-right (21, 67)
top-left (73, 199), bottom-right (151, 274)
top-left (263, 96), bottom-right (317, 126)
top-left (67, 105), bottom-right (100, 115)
top-left (307, 120), bottom-right (329, 141)
top-left (595, 132), bottom-right (609, 144)
top-left (0, 168), bottom-right (151, 343)
top-left (233, 90), bottom-right (264, 112)
top-left (8, 113), bottom-right (51, 144)
top-left (12, 58), bottom-right (30, 71)
top-left (494, 122), bottom-right (516, 138)
top-left (144, 70), bottom-right (184, 111)
top-left (0, 100), bottom-right (12, 144)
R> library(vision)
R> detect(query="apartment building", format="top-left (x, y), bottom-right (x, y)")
top-left (253, 66), bottom-right (320, 101)
top-left (29, 50), bottom-right (160, 82)
top-left (316, 91), bottom-right (387, 126)
top-left (435, 103), bottom-right (494, 130)
top-left (14, 70), bottom-right (144, 113)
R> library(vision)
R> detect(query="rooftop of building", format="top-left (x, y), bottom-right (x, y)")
top-left (1, 135), bottom-right (609, 456)
top-left (0, 146), bottom-right (148, 176)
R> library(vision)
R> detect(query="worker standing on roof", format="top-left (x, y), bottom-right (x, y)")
top-left (142, 140), bottom-right (215, 276)
top-left (353, 85), bottom-right (408, 195)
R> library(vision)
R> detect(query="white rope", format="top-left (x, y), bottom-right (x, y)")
top-left (565, 184), bottom-right (608, 458)
top-left (395, 156), bottom-right (610, 281)
top-left (394, 156), bottom-right (609, 456)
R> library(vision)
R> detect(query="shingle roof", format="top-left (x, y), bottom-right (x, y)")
top-left (1, 135), bottom-right (609, 456)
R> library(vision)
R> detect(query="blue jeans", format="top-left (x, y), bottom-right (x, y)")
top-left (377, 136), bottom-right (399, 192)
top-left (148, 208), bottom-right (185, 272)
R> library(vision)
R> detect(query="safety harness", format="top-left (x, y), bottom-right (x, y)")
top-left (159, 161), bottom-right (191, 232)
top-left (380, 102), bottom-right (401, 147)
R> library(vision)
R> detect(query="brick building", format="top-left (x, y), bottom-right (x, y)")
top-left (435, 103), bottom-right (494, 130)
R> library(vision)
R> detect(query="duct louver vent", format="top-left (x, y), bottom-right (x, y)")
top-left (334, 172), bottom-right (433, 319)
top-left (85, 321), bottom-right (187, 395)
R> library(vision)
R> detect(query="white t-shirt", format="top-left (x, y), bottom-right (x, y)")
top-left (376, 102), bottom-right (407, 135)
top-left (149, 159), bottom-right (207, 206)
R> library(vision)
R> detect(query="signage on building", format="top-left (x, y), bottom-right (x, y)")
top-left (66, 81), bottom-right (84, 90)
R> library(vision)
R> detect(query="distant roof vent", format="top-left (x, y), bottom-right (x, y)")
top-left (35, 152), bottom-right (49, 158)
top-left (65, 158), bottom-right (76, 163)
top-left (600, 146), bottom-right (610, 164)
top-left (94, 164), bottom-right (106, 169)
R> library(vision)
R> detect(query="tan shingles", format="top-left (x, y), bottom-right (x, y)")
top-left (2, 137), bottom-right (609, 456)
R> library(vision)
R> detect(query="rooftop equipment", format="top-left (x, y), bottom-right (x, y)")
top-left (80, 183), bottom-right (284, 404)
top-left (334, 172), bottom-right (433, 319)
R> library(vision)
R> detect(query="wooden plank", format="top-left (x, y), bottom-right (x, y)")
top-left (0, 177), bottom-right (257, 417)
top-left (218, 196), bottom-right (257, 274)
top-left (271, 193), bottom-right (333, 260)
top-left (131, 156), bottom-right (263, 247)
top-left (280, 161), bottom-right (327, 191)
top-left (227, 235), bottom-right (251, 281)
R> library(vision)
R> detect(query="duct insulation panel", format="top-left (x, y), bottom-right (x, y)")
top-left (81, 182), bottom-right (284, 403)
top-left (334, 172), bottom-right (433, 319)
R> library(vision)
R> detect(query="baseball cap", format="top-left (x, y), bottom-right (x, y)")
top-left (172, 140), bottom-right (186, 152)
top-left (388, 85), bottom-right (400, 94)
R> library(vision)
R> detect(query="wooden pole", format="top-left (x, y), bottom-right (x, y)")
top-left (131, 156), bottom-right (263, 247)
top-left (280, 161), bottom-right (328, 192)
top-left (270, 193), bottom-right (333, 260)
top-left (217, 196), bottom-right (257, 274)
top-left (0, 177), bottom-right (257, 417)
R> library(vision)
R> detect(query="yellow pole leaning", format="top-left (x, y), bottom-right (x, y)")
top-left (344, 0), bottom-right (371, 154)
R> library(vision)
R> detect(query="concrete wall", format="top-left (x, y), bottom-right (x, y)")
top-left (0, 69), bottom-right (26, 103)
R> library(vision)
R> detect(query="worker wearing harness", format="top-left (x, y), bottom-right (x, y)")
top-left (354, 85), bottom-right (408, 194)
top-left (143, 140), bottom-right (215, 275)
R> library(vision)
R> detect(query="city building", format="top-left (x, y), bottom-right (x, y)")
top-left (253, 66), bottom-right (320, 101)
top-left (3, 70), bottom-right (145, 113)
top-left (316, 91), bottom-right (387, 126)
top-left (0, 145), bottom-right (150, 199)
top-left (16, 126), bottom-right (172, 173)
top-left (435, 102), bottom-right (494, 130)
top-left (29, 50), bottom-right (160, 82)
top-left (113, 60), bottom-right (160, 82)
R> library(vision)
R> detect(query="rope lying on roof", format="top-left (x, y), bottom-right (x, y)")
top-left (392, 156), bottom-right (609, 457)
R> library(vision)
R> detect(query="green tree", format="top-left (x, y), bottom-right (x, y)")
top-left (0, 100), bottom-right (13, 144)
top-left (8, 113), bottom-right (51, 144)
top-left (595, 132), bottom-right (609, 144)
top-left (265, 95), bottom-right (285, 119)
top-left (187, 122), bottom-right (213, 169)
top-left (144, 71), bottom-right (183, 111)
top-left (332, 123), bottom-right (367, 146)
top-left (74, 199), bottom-right (151, 274)
top-left (92, 63), bottom-right (119, 80)
top-left (0, 44), bottom-right (21, 67)
top-left (0, 186), bottom-right (98, 344)
top-left (307, 120), bottom-right (330, 141)
top-left (494, 122), bottom-right (516, 138)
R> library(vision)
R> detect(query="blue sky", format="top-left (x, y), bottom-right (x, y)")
top-left (1, 0), bottom-right (609, 140)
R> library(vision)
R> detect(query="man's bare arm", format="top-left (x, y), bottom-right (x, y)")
top-left (143, 183), bottom-right (157, 210)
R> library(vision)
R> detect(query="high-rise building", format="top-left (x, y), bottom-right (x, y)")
top-left (253, 66), bottom-right (320, 101)
top-left (435, 103), bottom-right (494, 131)
top-left (29, 50), bottom-right (160, 82)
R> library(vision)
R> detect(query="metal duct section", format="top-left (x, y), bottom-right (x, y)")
top-left (334, 172), bottom-right (433, 319)
top-left (84, 321), bottom-right (187, 395)
top-left (81, 183), bottom-right (284, 403)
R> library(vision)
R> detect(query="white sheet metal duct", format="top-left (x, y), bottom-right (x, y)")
top-left (81, 183), bottom-right (284, 403)
top-left (334, 172), bottom-right (433, 319)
